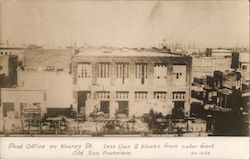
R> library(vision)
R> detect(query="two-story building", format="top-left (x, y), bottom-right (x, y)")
top-left (71, 48), bottom-right (192, 118)
top-left (0, 48), bottom-right (75, 119)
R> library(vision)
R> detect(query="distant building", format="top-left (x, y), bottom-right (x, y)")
top-left (208, 48), bottom-right (234, 72)
top-left (0, 48), bottom-right (75, 119)
top-left (24, 48), bottom-right (74, 72)
top-left (0, 55), bottom-right (18, 88)
top-left (203, 69), bottom-right (248, 136)
top-left (71, 48), bottom-right (192, 118)
top-left (204, 70), bottom-right (242, 109)
top-left (192, 48), bottom-right (238, 81)
top-left (192, 57), bottom-right (215, 79)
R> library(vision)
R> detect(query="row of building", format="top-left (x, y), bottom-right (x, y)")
top-left (191, 49), bottom-right (249, 135)
top-left (0, 46), bottom-right (192, 120)
top-left (192, 48), bottom-right (249, 83)
top-left (0, 45), bottom-right (249, 123)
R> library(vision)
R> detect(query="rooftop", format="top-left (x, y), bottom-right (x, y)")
top-left (0, 45), bottom-right (25, 50)
top-left (76, 47), bottom-right (183, 57)
top-left (211, 48), bottom-right (233, 53)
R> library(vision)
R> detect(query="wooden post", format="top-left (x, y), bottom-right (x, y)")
top-left (29, 119), bottom-right (31, 135)
top-left (59, 120), bottom-right (61, 134)
top-left (77, 112), bottom-right (79, 134)
top-left (39, 118), bottom-right (41, 133)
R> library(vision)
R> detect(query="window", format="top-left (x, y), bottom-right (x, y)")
top-left (135, 91), bottom-right (148, 100)
top-left (100, 101), bottom-right (110, 114)
top-left (242, 65), bottom-right (247, 70)
top-left (172, 65), bottom-right (186, 87)
top-left (154, 64), bottom-right (167, 80)
top-left (117, 101), bottom-right (129, 117)
top-left (175, 73), bottom-right (183, 79)
top-left (154, 92), bottom-right (167, 99)
top-left (116, 91), bottom-right (129, 100)
top-left (3, 103), bottom-right (14, 117)
top-left (116, 63), bottom-right (129, 83)
top-left (96, 91), bottom-right (110, 100)
top-left (172, 92), bottom-right (186, 100)
top-left (135, 64), bottom-right (147, 78)
top-left (98, 63), bottom-right (110, 78)
top-left (78, 63), bottom-right (91, 78)
top-left (135, 64), bottom-right (147, 84)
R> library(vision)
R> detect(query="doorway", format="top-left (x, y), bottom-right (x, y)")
top-left (172, 101), bottom-right (184, 119)
top-left (77, 91), bottom-right (89, 113)
top-left (100, 101), bottom-right (110, 114)
top-left (117, 101), bottom-right (129, 117)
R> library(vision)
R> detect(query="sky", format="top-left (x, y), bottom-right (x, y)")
top-left (0, 0), bottom-right (249, 48)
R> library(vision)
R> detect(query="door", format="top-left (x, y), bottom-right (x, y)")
top-left (117, 101), bottom-right (129, 117)
top-left (172, 101), bottom-right (184, 119)
top-left (3, 103), bottom-right (14, 117)
top-left (77, 91), bottom-right (89, 113)
top-left (100, 101), bottom-right (109, 114)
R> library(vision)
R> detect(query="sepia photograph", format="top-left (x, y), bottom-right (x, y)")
top-left (0, 0), bottom-right (249, 138)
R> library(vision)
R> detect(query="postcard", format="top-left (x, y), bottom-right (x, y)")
top-left (0, 0), bottom-right (249, 159)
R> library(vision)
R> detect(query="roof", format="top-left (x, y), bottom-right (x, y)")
top-left (0, 45), bottom-right (25, 50)
top-left (211, 49), bottom-right (233, 53)
top-left (24, 48), bottom-right (74, 71)
top-left (76, 47), bottom-right (182, 58)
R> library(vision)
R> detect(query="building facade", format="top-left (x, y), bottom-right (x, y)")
top-left (192, 48), bottom-right (237, 81)
top-left (71, 49), bottom-right (192, 118)
top-left (192, 57), bottom-right (215, 79)
top-left (0, 47), bottom-right (75, 119)
top-left (0, 88), bottom-right (45, 118)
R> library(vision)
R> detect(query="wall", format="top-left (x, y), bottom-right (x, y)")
top-left (192, 57), bottom-right (214, 79)
top-left (72, 55), bottom-right (192, 117)
top-left (213, 57), bottom-right (232, 72)
top-left (0, 89), bottom-right (45, 118)
top-left (17, 70), bottom-right (74, 109)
